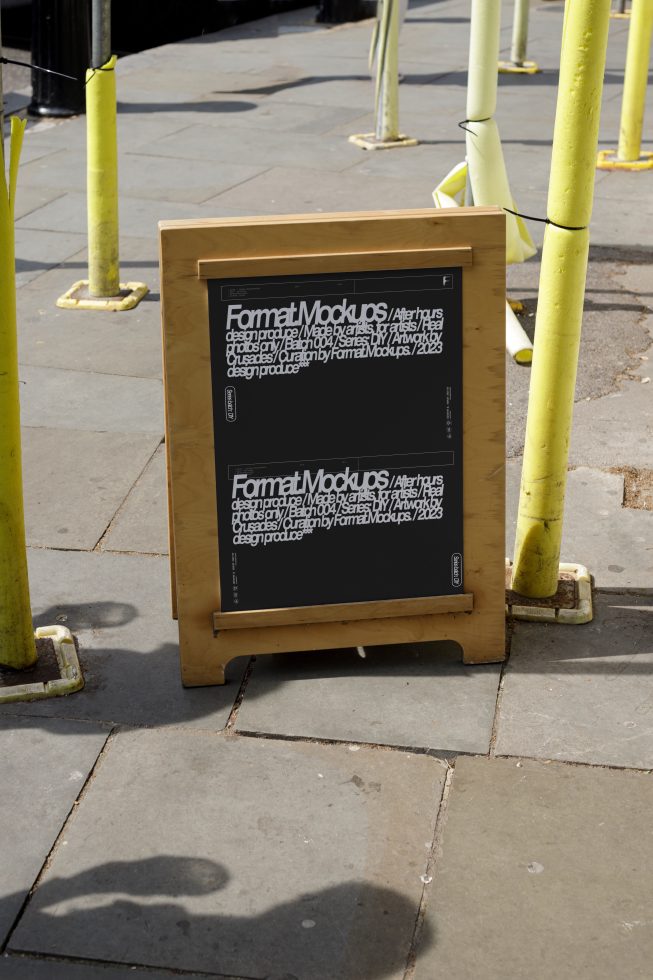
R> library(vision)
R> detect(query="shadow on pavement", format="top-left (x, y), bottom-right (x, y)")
top-left (5, 856), bottom-right (433, 978)
top-left (117, 100), bottom-right (258, 114)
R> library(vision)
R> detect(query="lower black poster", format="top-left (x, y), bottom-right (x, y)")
top-left (207, 267), bottom-right (463, 613)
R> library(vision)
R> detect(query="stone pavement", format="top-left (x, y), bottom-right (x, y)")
top-left (1, 1), bottom-right (652, 977)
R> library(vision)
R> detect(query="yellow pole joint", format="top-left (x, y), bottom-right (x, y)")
top-left (87, 55), bottom-right (119, 297)
top-left (0, 118), bottom-right (37, 670)
top-left (512, 0), bottom-right (611, 598)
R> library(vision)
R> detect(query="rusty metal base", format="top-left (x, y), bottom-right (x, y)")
top-left (505, 560), bottom-right (593, 624)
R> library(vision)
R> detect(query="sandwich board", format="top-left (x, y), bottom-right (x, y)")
top-left (159, 208), bottom-right (505, 686)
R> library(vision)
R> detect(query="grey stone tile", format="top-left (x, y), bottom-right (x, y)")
top-left (414, 756), bottom-right (653, 980)
top-left (18, 366), bottom-right (163, 434)
top-left (0, 718), bottom-right (109, 945)
top-left (591, 192), bottom-right (653, 249)
top-left (495, 594), bottom-right (653, 768)
top-left (14, 232), bottom-right (160, 370)
top-left (14, 228), bottom-right (88, 288)
top-left (130, 121), bottom-right (363, 172)
top-left (506, 256), bottom-right (652, 461)
top-left (506, 463), bottom-right (653, 590)
top-left (101, 444), bottom-right (168, 555)
top-left (19, 149), bottom-right (268, 205)
top-left (2, 550), bottom-right (245, 729)
top-left (16, 191), bottom-right (265, 239)
top-left (182, 98), bottom-right (367, 135)
top-left (14, 139), bottom-right (62, 166)
top-left (10, 730), bottom-right (445, 979)
top-left (208, 165), bottom-right (438, 213)
top-left (13, 186), bottom-right (66, 222)
top-left (237, 643), bottom-right (501, 753)
top-left (16, 253), bottom-right (162, 381)
top-left (570, 380), bottom-right (653, 469)
top-left (0, 956), bottom-right (211, 979)
top-left (22, 427), bottom-right (161, 551)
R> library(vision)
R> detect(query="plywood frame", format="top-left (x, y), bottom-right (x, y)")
top-left (159, 208), bottom-right (506, 686)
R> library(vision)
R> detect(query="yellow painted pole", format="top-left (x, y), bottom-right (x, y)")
top-left (511, 0), bottom-right (530, 66)
top-left (512, 0), bottom-right (612, 597)
top-left (617, 0), bottom-right (653, 161)
top-left (87, 55), bottom-right (119, 297)
top-left (375, 0), bottom-right (400, 142)
top-left (0, 117), bottom-right (37, 669)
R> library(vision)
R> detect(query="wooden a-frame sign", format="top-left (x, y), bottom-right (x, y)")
top-left (159, 208), bottom-right (506, 686)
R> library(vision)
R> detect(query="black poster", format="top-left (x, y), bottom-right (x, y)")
top-left (207, 267), bottom-right (463, 613)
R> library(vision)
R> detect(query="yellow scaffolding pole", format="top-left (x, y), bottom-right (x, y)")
top-left (349, 0), bottom-right (416, 150)
top-left (512, 0), bottom-right (612, 598)
top-left (598, 0), bottom-right (653, 170)
top-left (57, 56), bottom-right (148, 311)
top-left (0, 118), bottom-right (37, 669)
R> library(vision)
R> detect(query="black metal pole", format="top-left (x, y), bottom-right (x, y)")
top-left (29, 0), bottom-right (90, 117)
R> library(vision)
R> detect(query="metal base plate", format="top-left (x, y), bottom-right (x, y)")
top-left (597, 149), bottom-right (653, 172)
top-left (0, 626), bottom-right (84, 704)
top-left (505, 560), bottom-right (593, 624)
top-left (348, 132), bottom-right (418, 151)
top-left (57, 280), bottom-right (149, 311)
top-left (498, 60), bottom-right (540, 74)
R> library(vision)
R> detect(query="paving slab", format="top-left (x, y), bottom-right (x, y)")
top-left (505, 463), bottom-right (652, 589)
top-left (569, 380), bottom-right (653, 470)
top-left (413, 756), bottom-right (653, 980)
top-left (13, 187), bottom-right (65, 222)
top-left (23, 111), bottom-right (197, 152)
top-left (0, 718), bottom-right (109, 945)
top-left (16, 239), bottom-right (162, 380)
top-left (101, 444), bottom-right (168, 555)
top-left (16, 191), bottom-right (258, 240)
top-left (208, 164), bottom-right (439, 212)
top-left (14, 228), bottom-right (88, 289)
top-left (22, 428), bottom-right (161, 551)
top-left (176, 98), bottom-right (370, 135)
top-left (19, 149), bottom-right (268, 205)
top-left (9, 730), bottom-right (445, 979)
top-left (18, 365), bottom-right (163, 434)
top-left (2, 550), bottom-right (245, 729)
top-left (130, 121), bottom-right (363, 172)
top-left (495, 594), bottom-right (653, 769)
top-left (0, 955), bottom-right (211, 979)
top-left (505, 255), bottom-right (652, 460)
top-left (236, 643), bottom-right (501, 753)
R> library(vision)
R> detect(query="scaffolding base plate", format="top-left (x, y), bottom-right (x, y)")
top-left (0, 626), bottom-right (84, 704)
top-left (505, 560), bottom-right (593, 625)
top-left (498, 60), bottom-right (540, 74)
top-left (597, 149), bottom-right (653, 172)
top-left (57, 280), bottom-right (149, 311)
top-left (348, 132), bottom-right (418, 151)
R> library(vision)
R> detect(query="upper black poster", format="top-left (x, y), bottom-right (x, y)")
top-left (207, 267), bottom-right (463, 613)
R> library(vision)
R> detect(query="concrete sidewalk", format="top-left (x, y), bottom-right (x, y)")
top-left (1, 1), bottom-right (652, 977)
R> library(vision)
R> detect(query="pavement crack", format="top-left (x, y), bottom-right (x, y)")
top-left (404, 762), bottom-right (455, 980)
top-left (94, 437), bottom-right (164, 551)
top-left (224, 657), bottom-right (257, 732)
top-left (1, 725), bottom-right (119, 956)
top-left (488, 645), bottom-right (512, 757)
